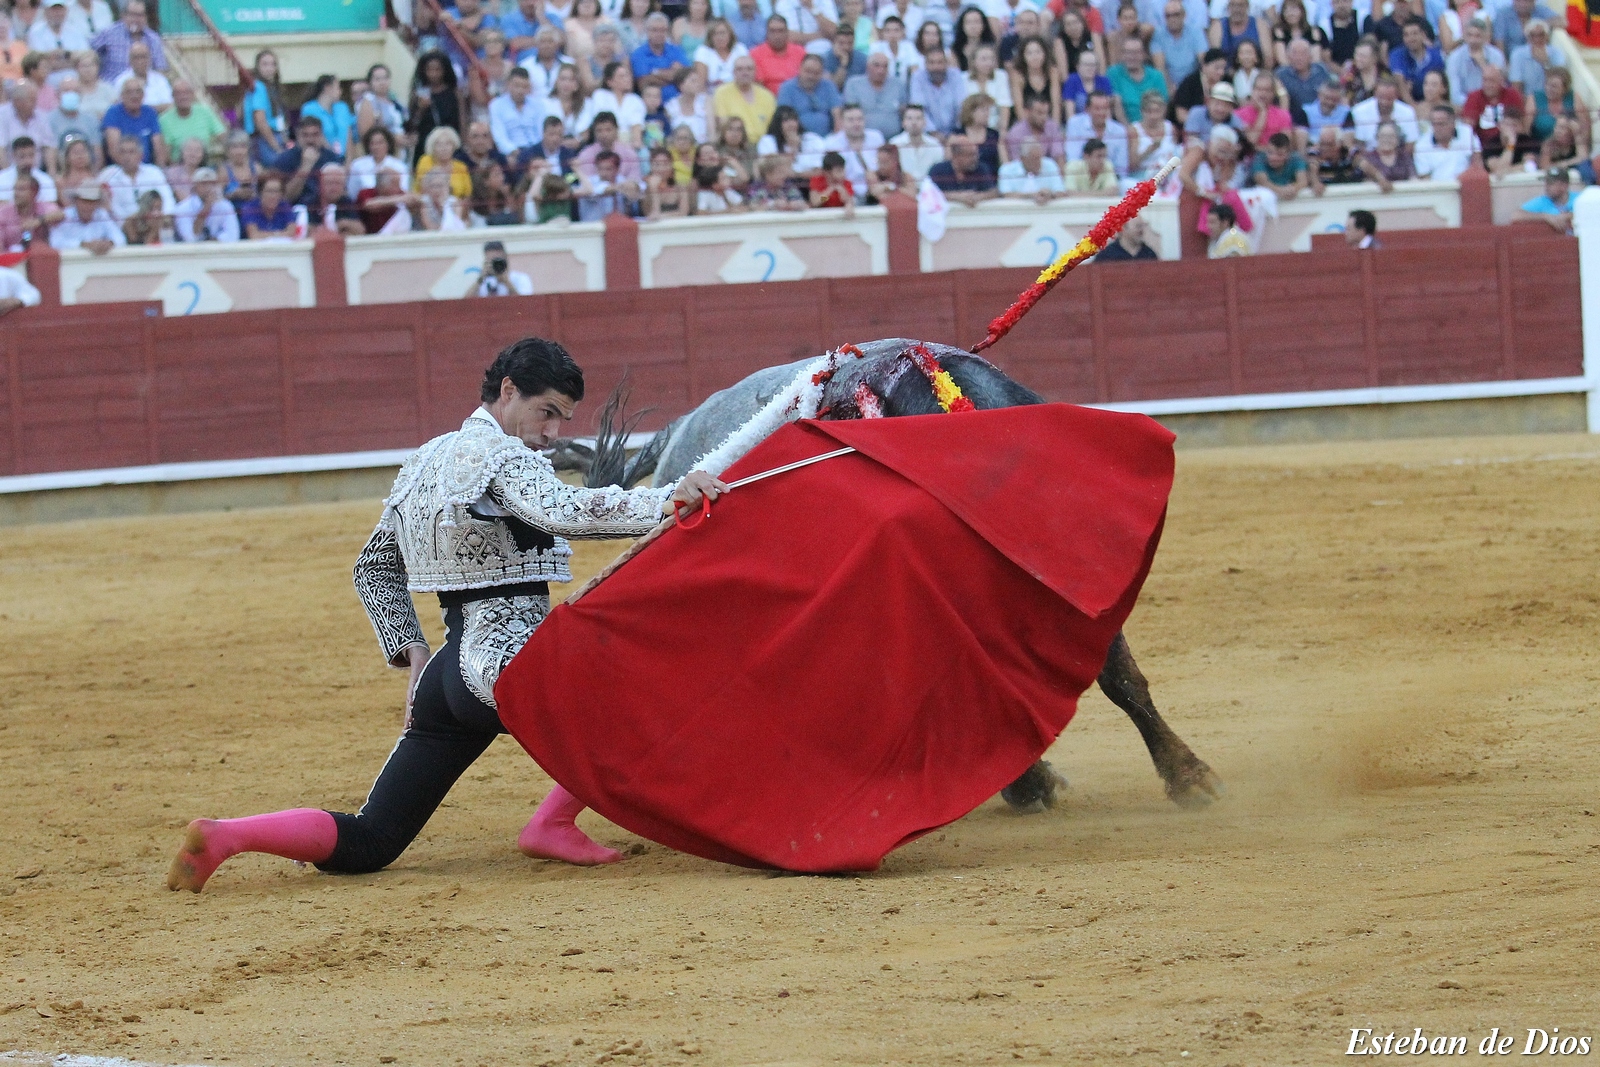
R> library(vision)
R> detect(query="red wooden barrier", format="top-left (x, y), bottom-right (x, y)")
top-left (0, 239), bottom-right (1583, 478)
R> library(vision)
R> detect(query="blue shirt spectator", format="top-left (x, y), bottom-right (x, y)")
top-left (777, 69), bottom-right (843, 136)
top-left (725, 1), bottom-right (771, 47)
top-left (824, 47), bottom-right (868, 79)
top-left (1064, 72), bottom-right (1113, 113)
top-left (1388, 41), bottom-right (1444, 99)
top-left (927, 157), bottom-right (997, 192)
top-left (908, 57), bottom-right (967, 135)
top-left (1275, 56), bottom-right (1335, 109)
top-left (1150, 15), bottom-right (1208, 86)
top-left (238, 196), bottom-right (296, 235)
top-left (269, 142), bottom-right (342, 207)
top-left (632, 38), bottom-right (692, 102)
top-left (1491, 0), bottom-right (1557, 51)
top-left (1301, 89), bottom-right (1350, 139)
top-left (90, 14), bottom-right (167, 81)
top-left (300, 96), bottom-right (356, 159)
top-left (443, 4), bottom-right (502, 72)
top-left (100, 100), bottom-right (162, 163)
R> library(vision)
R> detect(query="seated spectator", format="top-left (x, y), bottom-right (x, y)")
top-left (97, 135), bottom-right (173, 220)
top-left (1166, 48), bottom-right (1229, 128)
top-left (472, 240), bottom-right (534, 297)
top-left (866, 143), bottom-right (915, 201)
top-left (1275, 38), bottom-right (1333, 110)
top-left (750, 15), bottom-right (807, 94)
top-left (1445, 17), bottom-right (1503, 106)
top-left (1491, 0), bottom-right (1557, 54)
top-left (239, 175), bottom-right (301, 241)
top-left (0, 173), bottom-right (61, 250)
top-left (716, 117), bottom-right (759, 187)
top-left (1182, 81), bottom-right (1237, 145)
top-left (1356, 120), bottom-right (1415, 190)
top-left (927, 133), bottom-right (998, 204)
top-left (868, 15), bottom-right (923, 83)
top-left (694, 162), bottom-right (746, 212)
top-left (1108, 39), bottom-right (1167, 125)
top-left (1151, 1), bottom-right (1208, 89)
top-left (1388, 20), bottom-right (1443, 103)
top-left (357, 168), bottom-right (415, 233)
top-left (778, 54), bottom-right (843, 137)
top-left (0, 136), bottom-right (58, 203)
top-left (1507, 19), bottom-right (1563, 97)
top-left (49, 181), bottom-right (122, 253)
top-left (1530, 68), bottom-right (1587, 150)
top-left (1411, 102), bottom-right (1479, 181)
top-left (121, 187), bottom-right (165, 244)
top-left (473, 162), bottom-right (524, 224)
top-left (300, 74), bottom-right (357, 160)
top-left (411, 125), bottom-right (473, 198)
top-left (844, 52), bottom-right (906, 140)
top-left (821, 103), bottom-right (885, 189)
top-left (158, 80), bottom-right (226, 161)
top-left (954, 95), bottom-right (996, 171)
top-left (998, 136), bottom-right (1063, 201)
top-left (111, 41), bottom-right (171, 111)
top-left (1235, 71), bottom-right (1294, 150)
top-left (634, 12), bottom-right (692, 101)
top-left (747, 152), bottom-right (807, 209)
top-left (417, 167), bottom-right (470, 229)
top-left (488, 67), bottom-right (545, 173)
top-left (576, 112), bottom-right (646, 181)
top-left (1344, 208), bottom-right (1378, 247)
top-left (963, 43), bottom-right (1013, 130)
top-left (579, 149), bottom-right (644, 219)
top-left (173, 165), bottom-right (239, 242)
top-left (457, 120), bottom-right (509, 177)
top-left (1302, 79), bottom-right (1350, 144)
top-left (165, 136), bottom-right (206, 201)
top-left (1515, 166), bottom-right (1574, 232)
top-left (1251, 130), bottom-right (1309, 198)
top-left (100, 76), bottom-right (165, 165)
top-left (218, 130), bottom-right (262, 208)
top-left (1094, 214), bottom-right (1158, 260)
top-left (521, 28), bottom-right (573, 100)
top-left (1063, 136), bottom-right (1117, 192)
top-left (591, 63), bottom-right (649, 144)
top-left (529, 170), bottom-right (577, 223)
top-left (1065, 50), bottom-right (1115, 115)
top-left (549, 64), bottom-right (600, 144)
top-left (0, 259), bottom-right (39, 314)
top-left (889, 104), bottom-right (945, 182)
top-left (1538, 115), bottom-right (1583, 172)
top-left (1003, 96), bottom-right (1065, 165)
top-left (1308, 124), bottom-right (1363, 187)
top-left (1228, 39), bottom-right (1268, 105)
top-left (272, 115), bottom-right (343, 207)
top-left (807, 150), bottom-right (854, 207)
top-left (823, 23), bottom-right (868, 88)
top-left (714, 55), bottom-right (779, 144)
top-left (29, 0), bottom-right (90, 56)
top-left (667, 66), bottom-right (714, 142)
top-left (1368, 0), bottom-right (1433, 54)
top-left (1206, 201), bottom-right (1251, 257)
top-left (527, 115), bottom-right (580, 176)
top-left (1461, 65), bottom-right (1527, 169)
top-left (75, 51), bottom-right (117, 122)
top-left (346, 127), bottom-right (409, 199)
top-left (1065, 91), bottom-right (1128, 175)
top-left (309, 163), bottom-right (365, 235)
top-left (909, 49), bottom-right (966, 136)
top-left (1350, 73), bottom-right (1420, 146)
top-left (644, 145), bottom-right (692, 216)
top-left (1180, 125), bottom-right (1247, 216)
top-left (48, 78), bottom-right (99, 166)
top-left (1418, 68), bottom-right (1451, 112)
top-left (695, 18), bottom-right (751, 88)
top-left (758, 104), bottom-right (826, 173)
top-left (1128, 89), bottom-right (1179, 178)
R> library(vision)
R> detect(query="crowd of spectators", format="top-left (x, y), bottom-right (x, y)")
top-left (0, 0), bottom-right (1591, 257)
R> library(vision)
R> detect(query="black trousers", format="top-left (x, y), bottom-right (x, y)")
top-left (319, 598), bottom-right (519, 875)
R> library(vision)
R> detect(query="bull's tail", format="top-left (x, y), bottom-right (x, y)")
top-left (585, 376), bottom-right (661, 488)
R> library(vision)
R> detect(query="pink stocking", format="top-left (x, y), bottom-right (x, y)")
top-left (167, 809), bottom-right (339, 893)
top-left (517, 785), bottom-right (623, 866)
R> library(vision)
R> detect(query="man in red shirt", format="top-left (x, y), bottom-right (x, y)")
top-left (808, 150), bottom-right (854, 207)
top-left (1461, 64), bottom-right (1527, 164)
top-left (750, 15), bottom-right (806, 95)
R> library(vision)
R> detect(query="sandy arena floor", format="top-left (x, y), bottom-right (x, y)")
top-left (1, 432), bottom-right (1598, 1067)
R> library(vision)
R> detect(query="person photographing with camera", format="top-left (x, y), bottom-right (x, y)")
top-left (471, 239), bottom-right (534, 297)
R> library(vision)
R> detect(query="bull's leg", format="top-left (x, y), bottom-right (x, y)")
top-left (1097, 632), bottom-right (1222, 808)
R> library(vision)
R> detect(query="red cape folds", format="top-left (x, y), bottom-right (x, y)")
top-left (496, 405), bottom-right (1176, 872)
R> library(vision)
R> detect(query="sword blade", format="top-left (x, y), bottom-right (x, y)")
top-left (725, 446), bottom-right (858, 490)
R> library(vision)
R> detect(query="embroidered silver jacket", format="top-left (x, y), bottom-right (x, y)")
top-left (353, 410), bottom-right (674, 706)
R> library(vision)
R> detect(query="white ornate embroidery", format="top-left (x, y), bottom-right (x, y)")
top-left (458, 594), bottom-right (550, 708)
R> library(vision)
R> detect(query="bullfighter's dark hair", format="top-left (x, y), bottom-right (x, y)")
top-left (481, 338), bottom-right (586, 403)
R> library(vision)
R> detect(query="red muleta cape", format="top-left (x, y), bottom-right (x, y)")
top-left (496, 404), bottom-right (1176, 872)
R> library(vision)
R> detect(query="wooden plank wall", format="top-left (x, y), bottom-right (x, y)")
top-left (0, 230), bottom-right (1583, 478)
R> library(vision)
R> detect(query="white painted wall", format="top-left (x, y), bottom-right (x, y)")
top-left (57, 239), bottom-right (316, 315)
top-left (342, 222), bottom-right (607, 303)
top-left (637, 208), bottom-right (890, 288)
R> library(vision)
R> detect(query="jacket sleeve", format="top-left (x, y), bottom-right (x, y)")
top-left (488, 451), bottom-right (676, 539)
top-left (352, 518), bottom-right (427, 667)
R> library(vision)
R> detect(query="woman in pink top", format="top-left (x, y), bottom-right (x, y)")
top-left (1234, 71), bottom-right (1292, 151)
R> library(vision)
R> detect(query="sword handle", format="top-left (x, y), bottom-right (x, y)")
top-left (674, 495), bottom-right (713, 529)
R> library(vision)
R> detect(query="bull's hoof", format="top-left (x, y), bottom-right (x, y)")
top-left (1001, 760), bottom-right (1069, 814)
top-left (1164, 756), bottom-right (1224, 810)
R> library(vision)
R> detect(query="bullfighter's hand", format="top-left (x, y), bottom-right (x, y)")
top-left (669, 471), bottom-right (729, 515)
